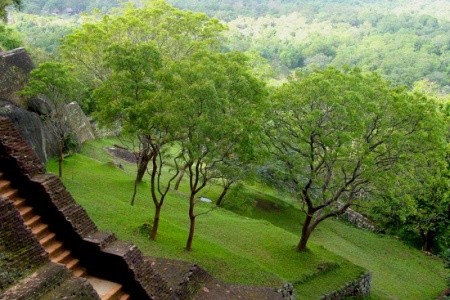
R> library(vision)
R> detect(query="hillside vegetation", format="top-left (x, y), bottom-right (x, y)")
top-left (47, 139), bottom-right (448, 299)
top-left (2, 0), bottom-right (448, 94)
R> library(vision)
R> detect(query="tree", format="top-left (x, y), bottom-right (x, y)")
top-left (61, 0), bottom-right (226, 184)
top-left (265, 67), bottom-right (445, 251)
top-left (410, 162), bottom-right (450, 252)
top-left (93, 41), bottom-right (181, 240)
top-left (163, 51), bottom-right (266, 251)
top-left (21, 62), bottom-right (78, 177)
top-left (93, 40), bottom-right (162, 202)
top-left (369, 102), bottom-right (450, 253)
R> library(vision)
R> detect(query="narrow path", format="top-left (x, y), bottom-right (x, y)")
top-left (0, 173), bottom-right (130, 300)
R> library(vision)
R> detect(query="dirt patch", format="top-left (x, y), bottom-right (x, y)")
top-left (255, 198), bottom-right (282, 212)
top-left (105, 146), bottom-right (137, 163)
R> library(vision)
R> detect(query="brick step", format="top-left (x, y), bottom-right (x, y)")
top-left (46, 241), bottom-right (64, 257)
top-left (32, 223), bottom-right (49, 239)
top-left (118, 293), bottom-right (130, 300)
top-left (39, 232), bottom-right (56, 247)
top-left (101, 282), bottom-right (122, 300)
top-left (25, 215), bottom-right (41, 227)
top-left (0, 179), bottom-right (10, 192)
top-left (73, 267), bottom-right (87, 278)
top-left (52, 250), bottom-right (72, 264)
top-left (87, 277), bottom-right (128, 300)
top-left (14, 197), bottom-right (27, 209)
top-left (66, 258), bottom-right (80, 270)
top-left (0, 187), bottom-right (17, 199)
top-left (18, 205), bottom-right (33, 221)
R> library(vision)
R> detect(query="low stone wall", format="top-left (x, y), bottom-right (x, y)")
top-left (320, 272), bottom-right (372, 300)
top-left (337, 203), bottom-right (379, 232)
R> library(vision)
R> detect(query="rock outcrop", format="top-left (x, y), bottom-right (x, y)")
top-left (0, 99), bottom-right (59, 162)
top-left (63, 101), bottom-right (95, 144)
top-left (0, 48), bottom-right (96, 162)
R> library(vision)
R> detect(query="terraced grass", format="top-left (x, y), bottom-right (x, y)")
top-left (47, 139), bottom-right (448, 299)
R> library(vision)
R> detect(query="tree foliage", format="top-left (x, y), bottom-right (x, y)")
top-left (265, 67), bottom-right (446, 251)
top-left (161, 51), bottom-right (266, 250)
top-left (60, 0), bottom-right (225, 112)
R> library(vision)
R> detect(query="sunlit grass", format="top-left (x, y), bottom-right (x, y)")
top-left (47, 139), bottom-right (448, 299)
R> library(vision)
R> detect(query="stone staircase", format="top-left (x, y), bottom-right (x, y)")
top-left (0, 173), bottom-right (130, 300)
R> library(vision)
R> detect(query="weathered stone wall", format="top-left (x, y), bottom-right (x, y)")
top-left (340, 208), bottom-right (378, 232)
top-left (320, 272), bottom-right (372, 300)
top-left (0, 263), bottom-right (99, 300)
top-left (176, 264), bottom-right (213, 299)
top-left (336, 202), bottom-right (379, 232)
top-left (0, 197), bottom-right (47, 292)
top-left (0, 48), bottom-right (33, 105)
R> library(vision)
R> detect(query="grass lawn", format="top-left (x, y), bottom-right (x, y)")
top-left (219, 187), bottom-right (449, 299)
top-left (47, 139), bottom-right (448, 299)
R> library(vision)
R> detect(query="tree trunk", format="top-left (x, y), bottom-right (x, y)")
top-left (130, 179), bottom-right (138, 206)
top-left (216, 184), bottom-right (230, 206)
top-left (297, 213), bottom-right (313, 251)
top-left (136, 151), bottom-right (151, 183)
top-left (150, 204), bottom-right (162, 241)
top-left (131, 148), bottom-right (152, 205)
top-left (422, 230), bottom-right (436, 253)
top-left (174, 164), bottom-right (187, 191)
top-left (186, 193), bottom-right (196, 251)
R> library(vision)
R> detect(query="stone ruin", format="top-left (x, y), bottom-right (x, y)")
top-left (0, 48), bottom-right (33, 104)
top-left (336, 202), bottom-right (379, 232)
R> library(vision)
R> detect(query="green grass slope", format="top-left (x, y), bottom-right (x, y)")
top-left (218, 187), bottom-right (448, 299)
top-left (46, 139), bottom-right (448, 299)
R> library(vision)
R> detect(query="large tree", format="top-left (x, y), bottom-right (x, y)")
top-left (163, 51), bottom-right (266, 251)
top-left (370, 102), bottom-right (450, 253)
top-left (93, 40), bottom-right (184, 240)
top-left (265, 67), bottom-right (446, 251)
